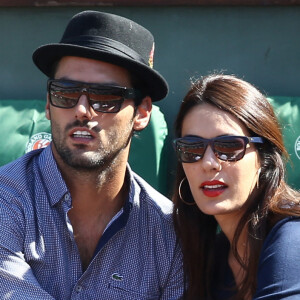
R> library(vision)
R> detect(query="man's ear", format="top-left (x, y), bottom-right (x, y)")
top-left (45, 95), bottom-right (51, 120)
top-left (133, 96), bottom-right (152, 131)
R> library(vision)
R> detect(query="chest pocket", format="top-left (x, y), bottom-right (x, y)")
top-left (107, 282), bottom-right (160, 300)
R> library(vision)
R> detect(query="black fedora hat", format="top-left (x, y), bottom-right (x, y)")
top-left (32, 10), bottom-right (168, 101)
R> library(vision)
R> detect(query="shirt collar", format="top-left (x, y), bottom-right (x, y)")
top-left (126, 163), bottom-right (136, 206)
top-left (37, 147), bottom-right (139, 208)
top-left (37, 145), bottom-right (69, 207)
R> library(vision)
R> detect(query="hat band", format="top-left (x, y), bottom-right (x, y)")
top-left (61, 35), bottom-right (148, 66)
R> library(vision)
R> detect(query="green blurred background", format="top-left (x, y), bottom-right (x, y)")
top-left (0, 5), bottom-right (299, 195)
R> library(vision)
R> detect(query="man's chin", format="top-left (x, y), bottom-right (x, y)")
top-left (60, 152), bottom-right (106, 170)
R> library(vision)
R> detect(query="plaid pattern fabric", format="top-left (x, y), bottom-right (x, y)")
top-left (0, 146), bottom-right (184, 299)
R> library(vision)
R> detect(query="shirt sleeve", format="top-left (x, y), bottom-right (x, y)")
top-left (160, 241), bottom-right (184, 300)
top-left (0, 197), bottom-right (55, 300)
top-left (253, 217), bottom-right (300, 299)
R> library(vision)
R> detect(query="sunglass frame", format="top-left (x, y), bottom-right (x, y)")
top-left (173, 135), bottom-right (264, 163)
top-left (47, 79), bottom-right (142, 113)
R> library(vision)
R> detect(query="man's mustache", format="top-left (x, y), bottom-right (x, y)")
top-left (65, 120), bottom-right (101, 133)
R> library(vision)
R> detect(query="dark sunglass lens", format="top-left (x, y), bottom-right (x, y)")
top-left (51, 95), bottom-right (78, 108)
top-left (50, 81), bottom-right (80, 108)
top-left (89, 94), bottom-right (123, 102)
top-left (176, 141), bottom-right (206, 163)
top-left (91, 100), bottom-right (122, 113)
top-left (214, 137), bottom-right (246, 161)
top-left (89, 85), bottom-right (123, 95)
top-left (86, 88), bottom-right (124, 112)
top-left (178, 148), bottom-right (202, 163)
top-left (50, 91), bottom-right (78, 108)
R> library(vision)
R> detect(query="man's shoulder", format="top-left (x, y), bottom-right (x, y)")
top-left (0, 149), bottom-right (44, 195)
top-left (0, 148), bottom-right (43, 173)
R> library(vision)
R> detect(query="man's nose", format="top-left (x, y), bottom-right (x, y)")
top-left (75, 94), bottom-right (95, 120)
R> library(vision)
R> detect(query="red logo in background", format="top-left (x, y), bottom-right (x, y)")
top-left (32, 139), bottom-right (51, 150)
top-left (26, 132), bottom-right (52, 153)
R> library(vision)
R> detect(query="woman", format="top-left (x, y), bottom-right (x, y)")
top-left (172, 74), bottom-right (300, 299)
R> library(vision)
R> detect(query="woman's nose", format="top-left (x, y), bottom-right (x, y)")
top-left (201, 146), bottom-right (222, 172)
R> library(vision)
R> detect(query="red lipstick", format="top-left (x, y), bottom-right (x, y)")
top-left (200, 180), bottom-right (227, 197)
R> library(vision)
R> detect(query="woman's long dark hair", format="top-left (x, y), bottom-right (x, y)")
top-left (172, 74), bottom-right (300, 299)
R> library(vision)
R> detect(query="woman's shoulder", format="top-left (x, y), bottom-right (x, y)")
top-left (265, 216), bottom-right (300, 245)
top-left (262, 216), bottom-right (300, 255)
top-left (260, 216), bottom-right (300, 273)
top-left (253, 217), bottom-right (300, 299)
top-left (272, 215), bottom-right (300, 230)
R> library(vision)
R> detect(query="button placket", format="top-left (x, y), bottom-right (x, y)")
top-left (75, 285), bottom-right (82, 293)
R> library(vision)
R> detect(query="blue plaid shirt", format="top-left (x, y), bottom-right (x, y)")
top-left (0, 146), bottom-right (184, 299)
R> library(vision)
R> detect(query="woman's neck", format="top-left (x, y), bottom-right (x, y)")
top-left (216, 212), bottom-right (250, 296)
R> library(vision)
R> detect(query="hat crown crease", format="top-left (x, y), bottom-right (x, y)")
top-left (61, 35), bottom-right (148, 66)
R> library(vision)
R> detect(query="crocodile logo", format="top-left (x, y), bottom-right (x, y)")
top-left (111, 273), bottom-right (123, 281)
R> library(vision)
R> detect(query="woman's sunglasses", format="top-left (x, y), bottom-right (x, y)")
top-left (47, 79), bottom-right (142, 113)
top-left (173, 135), bottom-right (264, 163)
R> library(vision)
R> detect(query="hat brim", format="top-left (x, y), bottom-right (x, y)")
top-left (32, 43), bottom-right (168, 102)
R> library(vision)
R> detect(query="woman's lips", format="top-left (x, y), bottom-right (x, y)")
top-left (200, 180), bottom-right (227, 197)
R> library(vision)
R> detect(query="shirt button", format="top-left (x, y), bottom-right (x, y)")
top-left (64, 193), bottom-right (72, 207)
top-left (75, 285), bottom-right (82, 293)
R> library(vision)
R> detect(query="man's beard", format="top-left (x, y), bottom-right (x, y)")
top-left (51, 119), bottom-right (134, 172)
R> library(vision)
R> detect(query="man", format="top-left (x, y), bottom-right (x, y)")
top-left (0, 11), bottom-right (183, 299)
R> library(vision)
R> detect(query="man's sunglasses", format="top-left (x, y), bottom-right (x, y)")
top-left (47, 79), bottom-right (142, 113)
top-left (173, 135), bottom-right (264, 163)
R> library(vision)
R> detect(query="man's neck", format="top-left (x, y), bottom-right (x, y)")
top-left (59, 158), bottom-right (129, 271)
